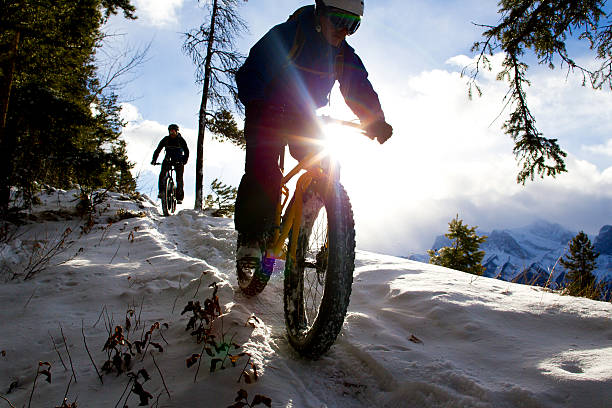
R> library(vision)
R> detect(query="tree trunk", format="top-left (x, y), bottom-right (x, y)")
top-left (0, 29), bottom-right (20, 215)
top-left (194, 0), bottom-right (218, 211)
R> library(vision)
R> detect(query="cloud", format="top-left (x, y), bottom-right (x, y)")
top-left (133, 0), bottom-right (184, 27)
top-left (339, 53), bottom-right (612, 254)
top-left (583, 139), bottom-right (612, 157)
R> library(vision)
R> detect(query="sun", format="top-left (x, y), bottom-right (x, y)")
top-left (319, 120), bottom-right (372, 180)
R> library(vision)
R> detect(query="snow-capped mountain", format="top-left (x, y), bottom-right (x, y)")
top-left (425, 220), bottom-right (612, 287)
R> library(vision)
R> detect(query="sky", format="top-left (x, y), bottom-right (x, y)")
top-left (103, 0), bottom-right (612, 255)
top-left (1, 190), bottom-right (610, 407)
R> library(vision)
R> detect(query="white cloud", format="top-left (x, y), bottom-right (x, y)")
top-left (338, 53), bottom-right (612, 254)
top-left (133, 0), bottom-right (184, 27)
top-left (583, 139), bottom-right (612, 157)
top-left (120, 102), bottom-right (143, 123)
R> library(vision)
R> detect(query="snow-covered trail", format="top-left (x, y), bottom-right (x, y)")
top-left (157, 208), bottom-right (612, 408)
top-left (156, 209), bottom-right (391, 407)
top-left (0, 191), bottom-right (610, 408)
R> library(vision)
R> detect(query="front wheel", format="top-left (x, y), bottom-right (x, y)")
top-left (284, 179), bottom-right (355, 358)
top-left (161, 176), bottom-right (175, 216)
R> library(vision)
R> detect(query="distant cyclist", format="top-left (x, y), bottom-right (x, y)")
top-left (151, 124), bottom-right (189, 204)
top-left (234, 0), bottom-right (393, 263)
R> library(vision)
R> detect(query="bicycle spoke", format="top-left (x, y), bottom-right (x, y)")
top-left (302, 207), bottom-right (328, 326)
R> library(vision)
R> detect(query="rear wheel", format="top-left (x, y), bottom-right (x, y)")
top-left (284, 179), bottom-right (355, 358)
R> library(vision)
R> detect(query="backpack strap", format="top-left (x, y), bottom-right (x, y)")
top-left (334, 44), bottom-right (345, 81)
top-left (286, 6), bottom-right (310, 62)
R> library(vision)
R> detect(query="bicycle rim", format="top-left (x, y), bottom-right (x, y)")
top-left (161, 177), bottom-right (170, 216)
top-left (169, 180), bottom-right (176, 213)
top-left (284, 181), bottom-right (355, 358)
top-left (302, 208), bottom-right (328, 327)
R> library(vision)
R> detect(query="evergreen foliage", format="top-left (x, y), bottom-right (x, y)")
top-left (205, 178), bottom-right (237, 217)
top-left (206, 109), bottom-right (245, 149)
top-left (182, 0), bottom-right (248, 211)
top-left (560, 231), bottom-right (602, 300)
top-left (0, 0), bottom-right (137, 212)
top-left (469, 0), bottom-right (612, 184)
top-left (428, 215), bottom-right (488, 275)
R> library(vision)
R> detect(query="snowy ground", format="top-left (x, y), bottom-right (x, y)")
top-left (0, 189), bottom-right (610, 408)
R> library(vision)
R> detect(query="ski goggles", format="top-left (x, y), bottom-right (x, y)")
top-left (326, 8), bottom-right (361, 35)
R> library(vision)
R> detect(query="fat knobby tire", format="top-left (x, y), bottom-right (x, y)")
top-left (284, 179), bottom-right (355, 358)
top-left (161, 176), bottom-right (173, 216)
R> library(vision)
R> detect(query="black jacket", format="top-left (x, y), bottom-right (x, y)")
top-left (152, 134), bottom-right (189, 164)
top-left (236, 5), bottom-right (384, 124)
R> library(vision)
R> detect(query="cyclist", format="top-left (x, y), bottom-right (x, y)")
top-left (234, 0), bottom-right (393, 264)
top-left (151, 124), bottom-right (189, 204)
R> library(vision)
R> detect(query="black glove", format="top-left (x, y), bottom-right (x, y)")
top-left (365, 120), bottom-right (393, 144)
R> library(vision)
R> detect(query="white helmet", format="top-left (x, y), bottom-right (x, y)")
top-left (320, 0), bottom-right (364, 16)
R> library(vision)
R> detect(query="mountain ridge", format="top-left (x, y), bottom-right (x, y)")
top-left (413, 220), bottom-right (612, 289)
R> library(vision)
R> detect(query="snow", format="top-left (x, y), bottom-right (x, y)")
top-left (1, 190), bottom-right (611, 408)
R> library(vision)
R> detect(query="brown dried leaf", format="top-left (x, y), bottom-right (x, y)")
top-left (186, 354), bottom-right (200, 368)
top-left (409, 334), bottom-right (424, 345)
top-left (40, 369), bottom-right (52, 383)
top-left (150, 342), bottom-right (163, 352)
top-left (236, 388), bottom-right (248, 401)
top-left (252, 394), bottom-right (272, 407)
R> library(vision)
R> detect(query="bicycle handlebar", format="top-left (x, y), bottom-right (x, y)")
top-left (319, 115), bottom-right (364, 131)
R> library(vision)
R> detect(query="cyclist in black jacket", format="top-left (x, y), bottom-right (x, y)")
top-left (151, 124), bottom-right (189, 203)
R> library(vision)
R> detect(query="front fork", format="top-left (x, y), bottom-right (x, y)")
top-left (269, 171), bottom-right (314, 266)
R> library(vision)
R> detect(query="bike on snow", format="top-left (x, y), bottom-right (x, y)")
top-left (153, 160), bottom-right (179, 216)
top-left (236, 116), bottom-right (366, 359)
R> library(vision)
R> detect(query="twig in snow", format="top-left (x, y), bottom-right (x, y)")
top-left (150, 352), bottom-right (171, 400)
top-left (59, 324), bottom-right (77, 383)
top-left (193, 270), bottom-right (208, 298)
top-left (81, 321), bottom-right (103, 384)
top-left (171, 274), bottom-right (183, 314)
top-left (158, 325), bottom-right (169, 346)
top-left (109, 242), bottom-right (121, 264)
top-left (0, 393), bottom-right (17, 408)
top-left (28, 362), bottom-right (51, 408)
top-left (193, 344), bottom-right (207, 383)
top-left (61, 374), bottom-right (74, 405)
top-left (48, 332), bottom-right (67, 371)
top-left (237, 354), bottom-right (252, 383)
top-left (151, 392), bottom-right (163, 408)
top-left (136, 296), bottom-right (145, 331)
top-left (93, 304), bottom-right (107, 328)
top-left (113, 377), bottom-right (133, 408)
top-left (23, 288), bottom-right (36, 309)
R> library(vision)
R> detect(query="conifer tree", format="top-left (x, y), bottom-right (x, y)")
top-left (205, 178), bottom-right (237, 217)
top-left (560, 231), bottom-right (601, 299)
top-left (469, 0), bottom-right (612, 184)
top-left (182, 0), bottom-right (247, 211)
top-left (428, 215), bottom-right (488, 275)
top-left (0, 0), bottom-right (137, 213)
